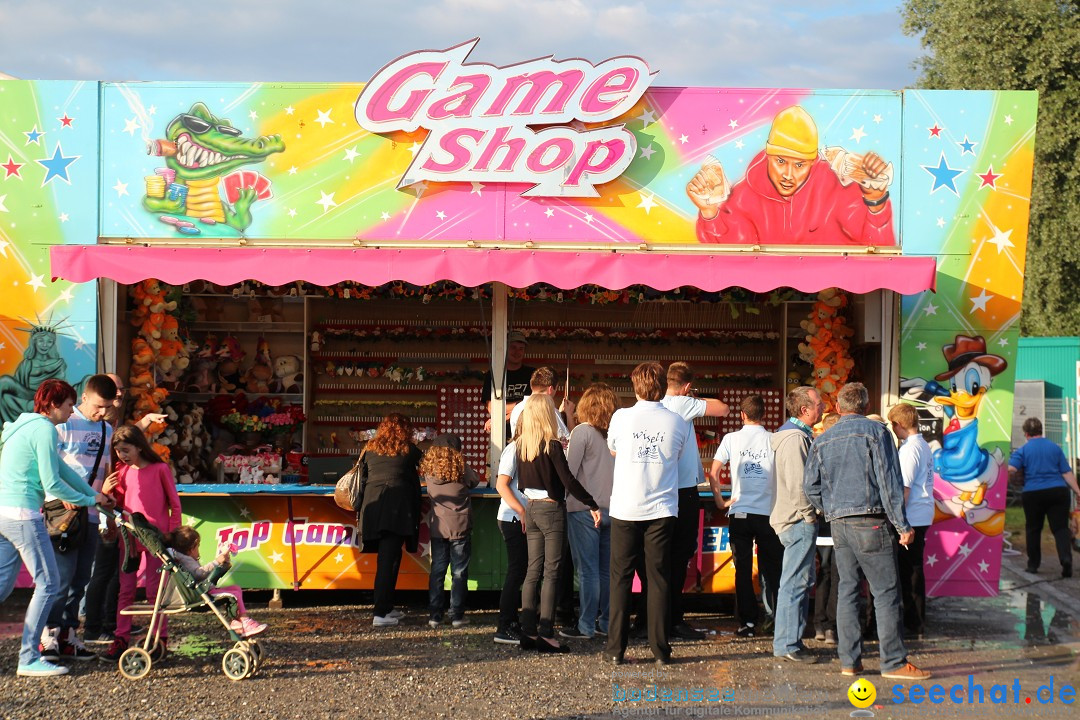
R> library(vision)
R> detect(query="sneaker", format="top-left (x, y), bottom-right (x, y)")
top-left (16, 658), bottom-right (69, 677)
top-left (735, 624), bottom-right (756, 638)
top-left (559, 626), bottom-right (592, 639)
top-left (38, 627), bottom-right (60, 662)
top-left (386, 609), bottom-right (406, 620)
top-left (841, 661), bottom-right (864, 676)
top-left (59, 628), bottom-right (97, 661)
top-left (373, 614), bottom-right (400, 627)
top-left (670, 622), bottom-right (706, 641)
top-left (451, 616), bottom-right (469, 629)
top-left (239, 617), bottom-right (267, 637)
top-left (595, 628), bottom-right (608, 637)
top-left (881, 662), bottom-right (931, 681)
top-left (101, 637), bottom-right (129, 662)
top-left (87, 632), bottom-right (114, 645)
top-left (494, 627), bottom-right (522, 645)
top-left (824, 629), bottom-right (838, 645)
top-left (428, 614), bottom-right (443, 629)
top-left (814, 629), bottom-right (826, 641)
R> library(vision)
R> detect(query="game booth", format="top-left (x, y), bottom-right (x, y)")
top-left (0, 40), bottom-right (1036, 600)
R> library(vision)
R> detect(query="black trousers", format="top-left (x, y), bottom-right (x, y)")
top-left (668, 487), bottom-right (700, 627)
top-left (1022, 487), bottom-right (1073, 571)
top-left (814, 545), bottom-right (839, 633)
top-left (728, 513), bottom-right (784, 626)
top-left (898, 525), bottom-right (928, 634)
top-left (607, 516), bottom-right (675, 661)
top-left (497, 519), bottom-right (528, 632)
top-left (373, 532), bottom-right (405, 617)
top-left (83, 536), bottom-right (119, 636)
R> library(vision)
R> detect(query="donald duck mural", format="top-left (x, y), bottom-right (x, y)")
top-left (924, 335), bottom-right (1007, 536)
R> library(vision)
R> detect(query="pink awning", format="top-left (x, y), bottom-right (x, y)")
top-left (50, 245), bottom-right (936, 294)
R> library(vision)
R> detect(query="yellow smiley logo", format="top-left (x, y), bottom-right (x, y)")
top-left (848, 678), bottom-right (877, 709)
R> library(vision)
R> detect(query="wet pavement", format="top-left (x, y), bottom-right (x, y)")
top-left (0, 548), bottom-right (1077, 720)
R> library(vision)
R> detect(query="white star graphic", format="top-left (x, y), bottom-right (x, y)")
top-left (316, 190), bottom-right (338, 213)
top-left (0, 239), bottom-right (8, 257)
top-left (408, 142), bottom-right (422, 157)
top-left (637, 193), bottom-right (658, 214)
top-left (679, 134), bottom-right (689, 145)
top-left (936, 217), bottom-right (945, 228)
top-left (435, 210), bottom-right (447, 220)
top-left (969, 289), bottom-right (992, 314)
top-left (0, 195), bottom-right (7, 213)
top-left (873, 114), bottom-right (883, 124)
top-left (287, 208), bottom-right (297, 218)
top-left (412, 181), bottom-right (428, 197)
top-left (112, 179), bottom-right (128, 197)
top-left (147, 105), bottom-right (156, 116)
top-left (0, 342), bottom-right (4, 350)
top-left (269, 551), bottom-right (284, 565)
top-left (343, 146), bottom-right (360, 163)
top-left (380, 211), bottom-right (391, 221)
top-left (639, 144), bottom-right (656, 160)
top-left (958, 543), bottom-right (973, 557)
top-left (735, 139), bottom-right (745, 150)
top-left (470, 182), bottom-right (484, 196)
top-left (288, 166), bottom-right (298, 175)
top-left (998, 337), bottom-right (1009, 347)
top-left (583, 212), bottom-right (594, 224)
top-left (638, 108), bottom-right (657, 127)
top-left (239, 506), bottom-right (251, 518)
top-left (74, 340), bottom-right (85, 350)
top-left (58, 287), bottom-right (74, 303)
top-left (249, 110), bottom-right (258, 121)
top-left (987, 227), bottom-right (1014, 254)
top-left (728, 119), bottom-right (739, 130)
top-left (59, 213), bottom-right (69, 223)
top-left (849, 126), bottom-right (867, 144)
top-left (916, 342), bottom-right (927, 351)
top-left (334, 552), bottom-right (345, 564)
top-left (1003, 115), bottom-right (1014, 125)
top-left (27, 273), bottom-right (46, 291)
top-left (315, 108), bottom-right (333, 128)
top-left (284, 106), bottom-right (294, 115)
top-left (925, 554), bottom-right (938, 567)
top-left (122, 117), bottom-right (140, 136)
top-left (544, 208), bottom-right (554, 218)
top-left (978, 560), bottom-right (990, 573)
top-left (923, 302), bottom-right (938, 316)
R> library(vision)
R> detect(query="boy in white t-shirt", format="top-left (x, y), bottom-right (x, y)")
top-left (887, 403), bottom-right (934, 638)
top-left (710, 394), bottom-right (783, 637)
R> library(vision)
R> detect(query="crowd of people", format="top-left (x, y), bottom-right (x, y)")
top-left (3, 342), bottom-right (1076, 683)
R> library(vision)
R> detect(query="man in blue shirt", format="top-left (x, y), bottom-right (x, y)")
top-left (1008, 417), bottom-right (1080, 578)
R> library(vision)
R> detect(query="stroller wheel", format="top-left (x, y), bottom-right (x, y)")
top-left (247, 639), bottom-right (264, 670)
top-left (222, 647), bottom-right (252, 681)
top-left (149, 640), bottom-right (168, 662)
top-left (118, 647), bottom-right (153, 680)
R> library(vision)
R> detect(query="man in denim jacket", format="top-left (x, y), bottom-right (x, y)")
top-left (803, 382), bottom-right (930, 681)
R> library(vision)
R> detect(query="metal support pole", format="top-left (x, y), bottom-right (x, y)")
top-left (489, 282), bottom-right (508, 478)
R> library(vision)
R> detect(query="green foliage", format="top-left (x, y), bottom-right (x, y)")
top-left (903, 0), bottom-right (1080, 335)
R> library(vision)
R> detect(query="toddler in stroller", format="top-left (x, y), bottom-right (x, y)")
top-left (102, 508), bottom-right (267, 680)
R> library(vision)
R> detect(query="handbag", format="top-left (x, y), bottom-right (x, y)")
top-left (45, 420), bottom-right (107, 553)
top-left (333, 450), bottom-right (367, 512)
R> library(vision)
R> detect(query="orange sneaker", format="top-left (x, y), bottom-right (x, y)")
top-left (881, 662), bottom-right (931, 681)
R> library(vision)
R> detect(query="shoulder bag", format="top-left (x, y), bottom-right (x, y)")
top-left (333, 449), bottom-right (367, 512)
top-left (44, 420), bottom-right (107, 553)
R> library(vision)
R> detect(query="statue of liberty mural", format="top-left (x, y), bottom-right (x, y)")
top-left (0, 316), bottom-right (83, 425)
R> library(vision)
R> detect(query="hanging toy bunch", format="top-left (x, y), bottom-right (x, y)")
top-left (796, 288), bottom-right (855, 413)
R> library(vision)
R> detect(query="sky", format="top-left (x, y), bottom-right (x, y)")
top-left (0, 0), bottom-right (925, 89)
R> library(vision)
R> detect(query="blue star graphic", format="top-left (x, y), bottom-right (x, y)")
top-left (24, 126), bottom-right (44, 145)
top-left (37, 142), bottom-right (80, 186)
top-left (957, 136), bottom-right (977, 156)
top-left (921, 153), bottom-right (965, 195)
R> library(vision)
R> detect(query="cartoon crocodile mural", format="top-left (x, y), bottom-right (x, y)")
top-left (143, 102), bottom-right (285, 231)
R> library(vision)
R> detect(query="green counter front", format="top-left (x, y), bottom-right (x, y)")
top-left (178, 485), bottom-right (738, 593)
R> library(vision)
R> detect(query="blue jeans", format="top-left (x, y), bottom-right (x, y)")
top-left (428, 537), bottom-right (471, 619)
top-left (47, 527), bottom-right (98, 632)
top-left (567, 508), bottom-right (610, 636)
top-left (0, 516), bottom-right (62, 667)
top-left (832, 516), bottom-right (908, 672)
top-left (773, 520), bottom-right (817, 656)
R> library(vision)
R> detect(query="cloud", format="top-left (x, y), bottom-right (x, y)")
top-left (0, 0), bottom-right (921, 88)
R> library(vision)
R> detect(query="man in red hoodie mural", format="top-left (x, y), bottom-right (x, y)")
top-left (685, 106), bottom-right (896, 246)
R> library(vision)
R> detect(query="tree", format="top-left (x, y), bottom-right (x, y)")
top-left (903, 0), bottom-right (1080, 335)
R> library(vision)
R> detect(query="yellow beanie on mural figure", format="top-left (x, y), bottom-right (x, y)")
top-left (765, 106), bottom-right (818, 160)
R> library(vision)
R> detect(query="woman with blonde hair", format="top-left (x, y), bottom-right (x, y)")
top-left (356, 413), bottom-right (423, 627)
top-left (517, 394), bottom-right (600, 652)
top-left (561, 383), bottom-right (619, 639)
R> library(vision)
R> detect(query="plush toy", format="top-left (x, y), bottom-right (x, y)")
top-left (800, 288), bottom-right (855, 410)
top-left (244, 337), bottom-right (274, 393)
top-left (272, 355), bottom-right (303, 394)
top-left (216, 336), bottom-right (245, 393)
top-left (191, 296), bottom-right (225, 322)
top-left (185, 334), bottom-right (219, 392)
top-left (140, 311), bottom-right (166, 348)
top-left (156, 316), bottom-right (187, 376)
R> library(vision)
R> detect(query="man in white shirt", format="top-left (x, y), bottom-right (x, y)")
top-left (508, 366), bottom-right (574, 441)
top-left (659, 362), bottom-right (729, 640)
top-left (606, 362), bottom-right (695, 665)
top-left (887, 403), bottom-right (934, 639)
top-left (710, 394), bottom-right (782, 638)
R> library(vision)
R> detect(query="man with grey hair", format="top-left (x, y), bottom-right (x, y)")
top-left (804, 382), bottom-right (930, 681)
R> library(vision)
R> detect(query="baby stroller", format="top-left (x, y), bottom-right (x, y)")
top-left (102, 507), bottom-right (266, 681)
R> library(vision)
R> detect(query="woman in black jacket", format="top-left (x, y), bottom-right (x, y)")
top-left (357, 413), bottom-right (423, 627)
top-left (517, 395), bottom-right (601, 652)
